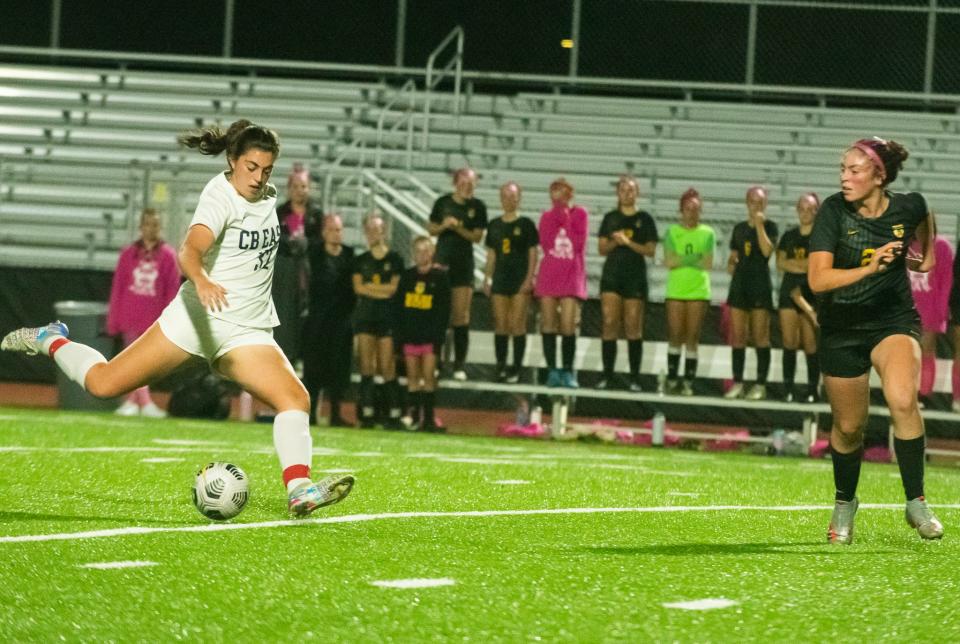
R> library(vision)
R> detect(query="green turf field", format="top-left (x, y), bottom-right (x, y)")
top-left (1, 407), bottom-right (959, 641)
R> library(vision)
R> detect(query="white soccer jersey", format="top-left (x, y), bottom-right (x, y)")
top-left (177, 172), bottom-right (281, 328)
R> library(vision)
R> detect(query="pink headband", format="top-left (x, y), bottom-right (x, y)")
top-left (852, 142), bottom-right (886, 179)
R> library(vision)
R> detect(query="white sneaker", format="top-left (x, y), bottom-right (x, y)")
top-left (115, 400), bottom-right (140, 416)
top-left (140, 402), bottom-right (167, 418)
top-left (724, 382), bottom-right (745, 399)
top-left (452, 369), bottom-right (468, 382)
top-left (745, 384), bottom-right (767, 401)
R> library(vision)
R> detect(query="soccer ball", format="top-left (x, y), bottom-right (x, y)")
top-left (192, 462), bottom-right (249, 521)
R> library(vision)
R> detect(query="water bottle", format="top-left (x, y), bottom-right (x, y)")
top-left (656, 369), bottom-right (667, 396)
top-left (530, 405), bottom-right (542, 426)
top-left (771, 429), bottom-right (785, 455)
top-left (652, 412), bottom-right (665, 446)
top-left (515, 398), bottom-right (530, 426)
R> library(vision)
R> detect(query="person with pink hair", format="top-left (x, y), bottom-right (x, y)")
top-left (107, 208), bottom-right (181, 417)
top-left (908, 234), bottom-right (954, 405)
top-left (535, 178), bottom-right (588, 388)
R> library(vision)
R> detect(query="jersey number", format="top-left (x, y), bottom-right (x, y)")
top-left (254, 246), bottom-right (277, 271)
top-left (860, 248), bottom-right (875, 267)
top-left (743, 241), bottom-right (752, 257)
top-left (372, 274), bottom-right (381, 285)
top-left (502, 238), bottom-right (511, 254)
top-left (684, 242), bottom-right (693, 256)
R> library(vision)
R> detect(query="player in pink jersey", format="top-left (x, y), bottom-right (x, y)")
top-left (107, 207), bottom-right (180, 417)
top-left (908, 235), bottom-right (953, 404)
top-left (534, 178), bottom-right (588, 388)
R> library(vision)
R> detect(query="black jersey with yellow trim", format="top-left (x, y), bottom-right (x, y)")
top-left (810, 190), bottom-right (927, 327)
top-left (394, 265), bottom-right (451, 345)
top-left (353, 249), bottom-right (403, 321)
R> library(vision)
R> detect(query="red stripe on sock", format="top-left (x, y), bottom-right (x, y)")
top-left (47, 338), bottom-right (70, 357)
top-left (282, 464), bottom-right (310, 486)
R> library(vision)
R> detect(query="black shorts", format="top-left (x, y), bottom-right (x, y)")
top-left (727, 279), bottom-right (773, 310)
top-left (599, 274), bottom-right (648, 300)
top-left (778, 274), bottom-right (804, 310)
top-left (354, 317), bottom-right (393, 337)
top-left (491, 271), bottom-right (525, 296)
top-left (819, 322), bottom-right (920, 378)
top-left (440, 257), bottom-right (475, 289)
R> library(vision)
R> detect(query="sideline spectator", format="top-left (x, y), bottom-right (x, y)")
top-left (483, 181), bottom-right (538, 383)
top-left (535, 178), bottom-right (588, 388)
top-left (273, 163), bottom-right (323, 365)
top-left (428, 168), bottom-right (488, 381)
top-left (352, 212), bottom-right (402, 428)
top-left (396, 236), bottom-right (450, 432)
top-left (777, 193), bottom-right (821, 402)
top-left (725, 186), bottom-right (778, 400)
top-left (662, 188), bottom-right (714, 396)
top-left (909, 234), bottom-right (953, 406)
top-left (302, 214), bottom-right (355, 426)
top-left (107, 207), bottom-right (180, 417)
top-left (597, 175), bottom-right (657, 392)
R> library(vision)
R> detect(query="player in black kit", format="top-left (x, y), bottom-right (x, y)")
top-left (395, 236), bottom-right (451, 432)
top-left (597, 176), bottom-right (658, 391)
top-left (302, 214), bottom-right (355, 426)
top-left (776, 193), bottom-right (820, 403)
top-left (809, 137), bottom-right (942, 544)
top-left (725, 186), bottom-right (778, 401)
top-left (352, 212), bottom-right (403, 428)
top-left (428, 168), bottom-right (488, 381)
top-left (483, 181), bottom-right (538, 382)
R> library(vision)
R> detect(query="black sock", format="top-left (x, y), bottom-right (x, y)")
top-left (512, 335), bottom-right (526, 370)
top-left (409, 391), bottom-right (422, 424)
top-left (667, 348), bottom-right (681, 380)
top-left (732, 347), bottom-right (746, 382)
top-left (756, 347), bottom-right (771, 385)
top-left (561, 334), bottom-right (576, 371)
top-left (494, 334), bottom-right (508, 370)
top-left (359, 376), bottom-right (375, 421)
top-left (806, 352), bottom-right (821, 395)
top-left (684, 354), bottom-right (698, 381)
top-left (894, 436), bottom-right (926, 501)
top-left (387, 380), bottom-right (402, 420)
top-left (601, 340), bottom-right (617, 378)
top-left (423, 390), bottom-right (436, 425)
top-left (453, 325), bottom-right (469, 367)
top-left (329, 392), bottom-right (342, 422)
top-left (542, 333), bottom-right (557, 369)
top-left (831, 442), bottom-right (864, 502)
top-left (627, 339), bottom-right (643, 378)
top-left (782, 349), bottom-right (797, 390)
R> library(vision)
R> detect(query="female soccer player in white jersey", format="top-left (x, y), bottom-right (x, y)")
top-left (1, 119), bottom-right (354, 517)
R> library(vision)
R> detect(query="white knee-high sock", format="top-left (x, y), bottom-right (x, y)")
top-left (273, 409), bottom-right (312, 492)
top-left (51, 342), bottom-right (107, 389)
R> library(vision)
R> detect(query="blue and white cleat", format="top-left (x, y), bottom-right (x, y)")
top-left (905, 497), bottom-right (944, 540)
top-left (1, 321), bottom-right (69, 356)
top-left (287, 474), bottom-right (355, 517)
top-left (827, 497), bottom-right (858, 544)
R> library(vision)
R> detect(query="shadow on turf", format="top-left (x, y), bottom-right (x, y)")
top-left (0, 510), bottom-right (195, 525)
top-left (582, 542), bottom-right (897, 556)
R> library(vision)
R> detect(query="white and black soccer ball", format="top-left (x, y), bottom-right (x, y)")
top-left (192, 462), bottom-right (249, 521)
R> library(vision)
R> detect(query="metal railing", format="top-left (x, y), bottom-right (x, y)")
top-left (421, 26), bottom-right (464, 153)
top-left (375, 78), bottom-right (417, 172)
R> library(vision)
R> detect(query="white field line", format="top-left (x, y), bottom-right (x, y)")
top-left (663, 598), bottom-right (738, 611)
top-left (140, 457), bottom-right (186, 464)
top-left (371, 578), bottom-right (456, 589)
top-left (4, 503), bottom-right (960, 545)
top-left (80, 560), bottom-right (158, 570)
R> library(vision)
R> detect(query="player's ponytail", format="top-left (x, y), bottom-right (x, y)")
top-left (851, 137), bottom-right (908, 186)
top-left (178, 119), bottom-right (280, 159)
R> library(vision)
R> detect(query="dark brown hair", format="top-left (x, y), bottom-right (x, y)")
top-left (679, 187), bottom-right (701, 211)
top-left (178, 119), bottom-right (280, 159)
top-left (850, 137), bottom-right (909, 186)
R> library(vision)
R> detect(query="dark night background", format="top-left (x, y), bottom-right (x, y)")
top-left (0, 0), bottom-right (957, 93)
